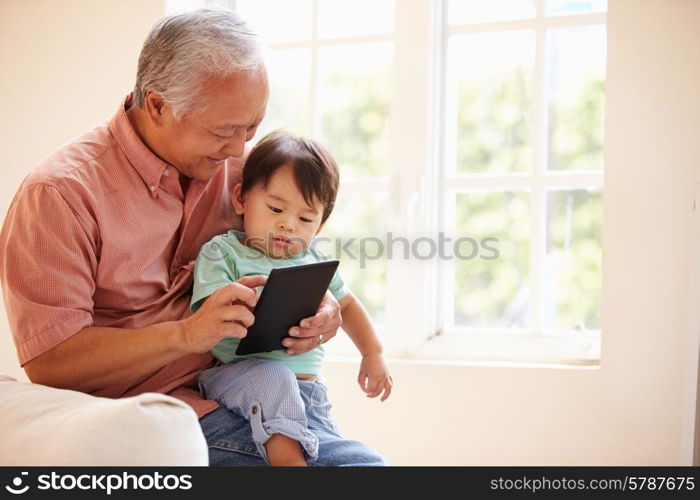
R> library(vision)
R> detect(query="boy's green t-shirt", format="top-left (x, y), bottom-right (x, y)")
top-left (191, 230), bottom-right (348, 375)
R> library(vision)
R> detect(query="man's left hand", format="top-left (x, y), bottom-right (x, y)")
top-left (283, 291), bottom-right (342, 355)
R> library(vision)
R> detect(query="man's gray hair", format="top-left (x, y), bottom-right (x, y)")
top-left (133, 8), bottom-right (265, 119)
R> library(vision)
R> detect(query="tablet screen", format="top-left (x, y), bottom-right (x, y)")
top-left (235, 260), bottom-right (340, 355)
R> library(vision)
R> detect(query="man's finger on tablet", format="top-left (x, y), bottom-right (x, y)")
top-left (222, 304), bottom-right (255, 327)
top-left (299, 293), bottom-right (339, 328)
top-left (298, 314), bottom-right (323, 329)
top-left (236, 275), bottom-right (267, 289)
top-left (220, 321), bottom-right (248, 339)
top-left (288, 325), bottom-right (317, 338)
top-left (217, 282), bottom-right (257, 308)
top-left (283, 335), bottom-right (317, 355)
top-left (296, 313), bottom-right (339, 337)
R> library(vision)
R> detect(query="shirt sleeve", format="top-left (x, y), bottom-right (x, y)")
top-left (328, 267), bottom-right (349, 302)
top-left (309, 247), bottom-right (349, 301)
top-left (191, 237), bottom-right (238, 312)
top-left (0, 182), bottom-right (98, 366)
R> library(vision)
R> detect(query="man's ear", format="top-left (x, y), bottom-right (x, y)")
top-left (232, 183), bottom-right (245, 215)
top-left (144, 91), bottom-right (168, 126)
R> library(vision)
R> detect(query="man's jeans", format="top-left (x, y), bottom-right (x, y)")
top-left (199, 377), bottom-right (387, 466)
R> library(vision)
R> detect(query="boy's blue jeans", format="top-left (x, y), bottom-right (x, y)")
top-left (198, 361), bottom-right (387, 466)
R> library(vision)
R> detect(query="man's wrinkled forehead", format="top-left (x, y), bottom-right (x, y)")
top-left (211, 117), bottom-right (264, 130)
top-left (197, 70), bottom-right (269, 126)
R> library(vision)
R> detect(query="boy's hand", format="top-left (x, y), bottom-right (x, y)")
top-left (358, 353), bottom-right (393, 402)
top-left (284, 291), bottom-right (341, 355)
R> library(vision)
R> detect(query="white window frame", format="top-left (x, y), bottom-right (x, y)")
top-left (432, 0), bottom-right (605, 365)
top-left (213, 0), bottom-right (606, 365)
top-left (230, 0), bottom-right (399, 356)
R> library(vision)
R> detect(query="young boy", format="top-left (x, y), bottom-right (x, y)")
top-left (191, 130), bottom-right (393, 466)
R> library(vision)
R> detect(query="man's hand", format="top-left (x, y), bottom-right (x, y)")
top-left (177, 275), bottom-right (267, 354)
top-left (283, 291), bottom-right (342, 355)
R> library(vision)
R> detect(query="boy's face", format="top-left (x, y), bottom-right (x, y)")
top-left (232, 164), bottom-right (325, 258)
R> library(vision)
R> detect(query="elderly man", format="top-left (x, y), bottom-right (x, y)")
top-left (0, 9), bottom-right (385, 466)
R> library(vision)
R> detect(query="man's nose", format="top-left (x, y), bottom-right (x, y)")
top-left (219, 132), bottom-right (247, 158)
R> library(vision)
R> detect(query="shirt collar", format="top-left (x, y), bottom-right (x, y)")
top-left (108, 94), bottom-right (176, 196)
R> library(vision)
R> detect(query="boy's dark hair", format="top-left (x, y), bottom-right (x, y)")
top-left (242, 130), bottom-right (340, 223)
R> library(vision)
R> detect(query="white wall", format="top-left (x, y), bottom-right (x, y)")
top-left (0, 0), bottom-right (164, 381)
top-left (323, 0), bottom-right (700, 465)
top-left (1, 0), bottom-right (698, 465)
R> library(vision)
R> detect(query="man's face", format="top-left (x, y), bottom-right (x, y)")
top-left (153, 70), bottom-right (269, 181)
top-left (232, 164), bottom-right (325, 259)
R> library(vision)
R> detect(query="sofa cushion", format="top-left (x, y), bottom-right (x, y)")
top-left (0, 374), bottom-right (208, 465)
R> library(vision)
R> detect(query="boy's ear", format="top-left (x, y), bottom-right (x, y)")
top-left (315, 221), bottom-right (325, 235)
top-left (232, 183), bottom-right (245, 215)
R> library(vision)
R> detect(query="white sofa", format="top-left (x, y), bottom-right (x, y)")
top-left (0, 374), bottom-right (209, 466)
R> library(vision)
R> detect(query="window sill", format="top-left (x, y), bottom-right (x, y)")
top-left (324, 354), bottom-right (600, 371)
top-left (325, 329), bottom-right (601, 368)
top-left (407, 331), bottom-right (601, 367)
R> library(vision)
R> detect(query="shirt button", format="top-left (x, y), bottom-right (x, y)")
top-left (149, 185), bottom-right (156, 192)
top-left (251, 406), bottom-right (258, 415)
top-left (163, 169), bottom-right (170, 176)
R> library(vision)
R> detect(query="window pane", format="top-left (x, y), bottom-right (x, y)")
top-left (454, 191), bottom-right (531, 328)
top-left (236, 0), bottom-right (313, 43)
top-left (448, 31), bottom-right (534, 174)
top-left (448, 0), bottom-right (535, 25)
top-left (166, 0), bottom-right (212, 14)
top-left (317, 0), bottom-right (394, 39)
top-left (318, 43), bottom-right (393, 180)
top-left (544, 189), bottom-right (602, 331)
top-left (547, 26), bottom-right (606, 171)
top-left (545, 0), bottom-right (607, 16)
top-left (316, 193), bottom-right (388, 323)
top-left (256, 49), bottom-right (312, 138)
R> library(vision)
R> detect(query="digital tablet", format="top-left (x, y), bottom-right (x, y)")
top-left (235, 260), bottom-right (340, 355)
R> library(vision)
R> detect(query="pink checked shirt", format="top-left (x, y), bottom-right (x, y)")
top-left (0, 95), bottom-right (245, 417)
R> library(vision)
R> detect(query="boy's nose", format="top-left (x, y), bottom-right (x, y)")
top-left (277, 218), bottom-right (294, 232)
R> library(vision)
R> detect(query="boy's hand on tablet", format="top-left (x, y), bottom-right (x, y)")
top-left (284, 292), bottom-right (342, 355)
top-left (358, 353), bottom-right (393, 402)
